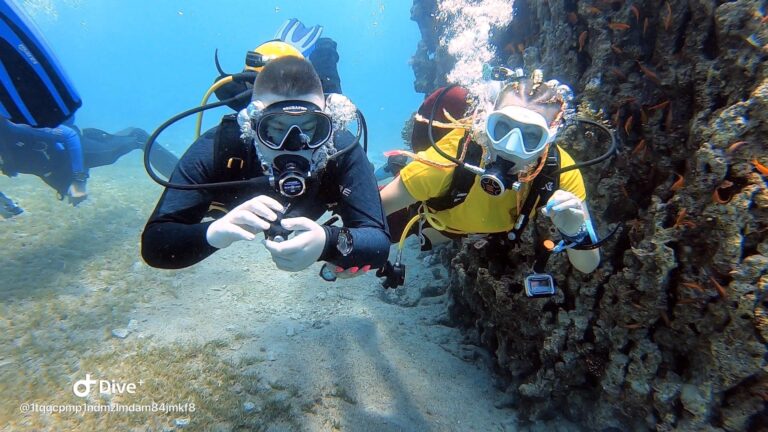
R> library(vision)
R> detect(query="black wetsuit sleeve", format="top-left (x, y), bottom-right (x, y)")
top-left (318, 142), bottom-right (390, 268)
top-left (141, 133), bottom-right (219, 269)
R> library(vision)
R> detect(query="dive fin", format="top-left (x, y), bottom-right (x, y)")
top-left (0, 1), bottom-right (81, 127)
top-left (147, 143), bottom-right (178, 179)
top-left (274, 18), bottom-right (323, 56)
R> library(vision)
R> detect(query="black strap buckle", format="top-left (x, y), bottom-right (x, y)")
top-left (376, 261), bottom-right (406, 289)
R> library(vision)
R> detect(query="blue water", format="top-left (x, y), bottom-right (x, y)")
top-left (23, 0), bottom-right (422, 163)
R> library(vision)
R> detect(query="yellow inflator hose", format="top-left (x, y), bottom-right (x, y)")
top-left (194, 76), bottom-right (234, 138)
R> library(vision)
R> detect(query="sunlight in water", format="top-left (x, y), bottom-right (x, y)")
top-left (21, 0), bottom-right (81, 19)
top-left (21, 0), bottom-right (58, 18)
top-left (437, 0), bottom-right (513, 105)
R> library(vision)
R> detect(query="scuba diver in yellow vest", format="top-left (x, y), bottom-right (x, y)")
top-left (378, 68), bottom-right (618, 292)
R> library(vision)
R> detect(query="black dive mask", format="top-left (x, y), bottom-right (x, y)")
top-left (479, 157), bottom-right (519, 196)
top-left (254, 101), bottom-right (333, 150)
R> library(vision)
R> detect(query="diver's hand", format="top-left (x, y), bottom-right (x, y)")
top-left (328, 264), bottom-right (372, 280)
top-left (67, 180), bottom-right (88, 207)
top-left (541, 190), bottom-right (586, 235)
top-left (206, 195), bottom-right (283, 249)
top-left (263, 217), bottom-right (326, 272)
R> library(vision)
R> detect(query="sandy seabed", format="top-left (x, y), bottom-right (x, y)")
top-left (0, 152), bottom-right (566, 432)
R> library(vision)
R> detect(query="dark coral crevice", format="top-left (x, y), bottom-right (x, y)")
top-left (410, 0), bottom-right (768, 430)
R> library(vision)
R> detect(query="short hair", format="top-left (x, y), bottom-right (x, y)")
top-left (252, 56), bottom-right (323, 99)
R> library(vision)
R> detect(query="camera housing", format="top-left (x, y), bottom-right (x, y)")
top-left (524, 273), bottom-right (556, 297)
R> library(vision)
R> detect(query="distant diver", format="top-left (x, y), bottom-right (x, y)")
top-left (0, 120), bottom-right (179, 209)
top-left (0, 0), bottom-right (178, 214)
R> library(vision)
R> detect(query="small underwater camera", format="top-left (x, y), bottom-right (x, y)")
top-left (264, 205), bottom-right (292, 242)
top-left (524, 273), bottom-right (556, 297)
top-left (377, 260), bottom-right (406, 289)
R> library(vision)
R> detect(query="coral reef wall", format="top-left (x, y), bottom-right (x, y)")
top-left (410, 0), bottom-right (768, 430)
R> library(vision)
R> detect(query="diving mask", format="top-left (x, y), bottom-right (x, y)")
top-left (254, 101), bottom-right (333, 150)
top-left (485, 105), bottom-right (551, 165)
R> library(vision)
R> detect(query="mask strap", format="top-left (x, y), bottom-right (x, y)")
top-left (383, 149), bottom-right (456, 169)
top-left (414, 111), bottom-right (474, 130)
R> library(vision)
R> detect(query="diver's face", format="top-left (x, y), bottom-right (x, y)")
top-left (257, 92), bottom-right (326, 148)
top-left (265, 114), bottom-right (318, 145)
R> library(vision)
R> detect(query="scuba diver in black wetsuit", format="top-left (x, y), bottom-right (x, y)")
top-left (0, 119), bottom-right (179, 212)
top-left (0, 1), bottom-right (178, 216)
top-left (141, 48), bottom-right (390, 276)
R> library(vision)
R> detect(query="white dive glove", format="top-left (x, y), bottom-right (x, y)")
top-left (206, 195), bottom-right (284, 249)
top-left (540, 190), bottom-right (587, 236)
top-left (263, 217), bottom-right (327, 272)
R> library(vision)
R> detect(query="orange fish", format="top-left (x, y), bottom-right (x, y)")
top-left (677, 298), bottom-right (700, 304)
top-left (665, 105), bottom-right (673, 131)
top-left (579, 31), bottom-right (588, 52)
top-left (624, 115), bottom-right (634, 134)
top-left (710, 276), bottom-right (727, 298)
top-left (611, 44), bottom-right (623, 54)
top-left (568, 12), bottom-right (578, 24)
top-left (636, 61), bottom-right (660, 84)
top-left (632, 139), bottom-right (646, 156)
top-left (586, 6), bottom-right (602, 14)
top-left (674, 207), bottom-right (695, 228)
top-left (630, 5), bottom-right (640, 22)
top-left (622, 323), bottom-right (643, 329)
top-left (610, 67), bottom-right (627, 80)
top-left (648, 100), bottom-right (670, 111)
top-left (664, 2), bottom-right (673, 31)
top-left (640, 109), bottom-right (648, 124)
top-left (753, 159), bottom-right (768, 175)
top-left (670, 173), bottom-right (684, 191)
top-left (682, 282), bottom-right (704, 292)
top-left (725, 141), bottom-right (747, 153)
top-left (676, 208), bottom-right (687, 223)
top-left (609, 22), bottom-right (631, 31)
top-left (643, 17), bottom-right (649, 36)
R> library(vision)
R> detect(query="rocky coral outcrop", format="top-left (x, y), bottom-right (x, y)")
top-left (410, 0), bottom-right (768, 430)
